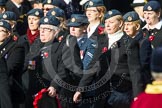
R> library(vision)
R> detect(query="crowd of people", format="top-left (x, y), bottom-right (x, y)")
top-left (0, 0), bottom-right (162, 108)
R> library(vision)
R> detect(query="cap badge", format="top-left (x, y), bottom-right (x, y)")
top-left (147, 6), bottom-right (152, 11)
top-left (51, 11), bottom-right (56, 16)
top-left (35, 11), bottom-right (39, 16)
top-left (108, 11), bottom-right (112, 15)
top-left (44, 18), bottom-right (49, 22)
top-left (71, 18), bottom-right (76, 22)
top-left (0, 22), bottom-right (3, 26)
top-left (128, 16), bottom-right (132, 21)
top-left (47, 0), bottom-right (51, 3)
top-left (3, 14), bottom-right (7, 19)
top-left (89, 1), bottom-right (93, 6)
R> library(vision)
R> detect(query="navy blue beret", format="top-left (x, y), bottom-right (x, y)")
top-left (123, 11), bottom-right (140, 22)
top-left (0, 0), bottom-right (6, 6)
top-left (151, 47), bottom-right (162, 72)
top-left (43, 0), bottom-right (62, 7)
top-left (0, 11), bottom-right (17, 21)
top-left (39, 16), bottom-right (60, 26)
top-left (46, 7), bottom-right (65, 18)
top-left (104, 9), bottom-right (122, 20)
top-left (27, 9), bottom-right (44, 18)
top-left (67, 14), bottom-right (88, 27)
top-left (84, 0), bottom-right (104, 9)
top-left (143, 1), bottom-right (161, 11)
top-left (0, 20), bottom-right (11, 31)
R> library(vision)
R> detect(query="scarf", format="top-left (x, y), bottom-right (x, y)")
top-left (27, 28), bottom-right (39, 44)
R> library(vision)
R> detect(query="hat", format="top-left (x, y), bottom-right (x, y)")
top-left (0, 0), bottom-right (6, 6)
top-left (39, 16), bottom-right (60, 26)
top-left (131, 0), bottom-right (147, 7)
top-left (43, 0), bottom-right (62, 7)
top-left (81, 0), bottom-right (104, 9)
top-left (0, 11), bottom-right (17, 21)
top-left (67, 14), bottom-right (88, 27)
top-left (46, 7), bottom-right (65, 18)
top-left (104, 9), bottom-right (122, 20)
top-left (151, 47), bottom-right (162, 72)
top-left (123, 11), bottom-right (140, 22)
top-left (27, 9), bottom-right (44, 18)
top-left (143, 1), bottom-right (161, 11)
top-left (0, 20), bottom-right (11, 31)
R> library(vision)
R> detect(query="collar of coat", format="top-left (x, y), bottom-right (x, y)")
top-left (145, 81), bottom-right (162, 94)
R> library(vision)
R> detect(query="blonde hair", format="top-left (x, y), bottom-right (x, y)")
top-left (56, 16), bottom-right (68, 30)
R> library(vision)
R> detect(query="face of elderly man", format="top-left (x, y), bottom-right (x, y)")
top-left (0, 26), bottom-right (10, 42)
top-left (39, 24), bottom-right (59, 43)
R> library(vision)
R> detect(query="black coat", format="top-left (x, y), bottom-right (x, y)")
top-left (0, 57), bottom-right (12, 108)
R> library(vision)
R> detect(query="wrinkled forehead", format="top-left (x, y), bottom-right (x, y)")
top-left (40, 24), bottom-right (54, 28)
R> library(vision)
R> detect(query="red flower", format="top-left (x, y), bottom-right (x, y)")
top-left (44, 52), bottom-right (49, 58)
top-left (13, 35), bottom-right (18, 41)
top-left (149, 35), bottom-right (155, 42)
top-left (102, 47), bottom-right (108, 53)
top-left (58, 36), bottom-right (63, 42)
top-left (98, 26), bottom-right (105, 35)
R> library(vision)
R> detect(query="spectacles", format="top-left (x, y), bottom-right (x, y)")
top-left (39, 27), bottom-right (53, 32)
top-left (42, 8), bottom-right (53, 11)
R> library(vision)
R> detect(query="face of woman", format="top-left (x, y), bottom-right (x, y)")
top-left (85, 7), bottom-right (100, 22)
top-left (70, 26), bottom-right (85, 38)
top-left (0, 27), bottom-right (10, 42)
top-left (28, 16), bottom-right (40, 31)
top-left (105, 16), bottom-right (123, 34)
top-left (124, 22), bottom-right (139, 37)
top-left (144, 11), bottom-right (160, 26)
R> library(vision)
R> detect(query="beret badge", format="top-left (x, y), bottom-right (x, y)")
top-left (51, 11), bottom-right (56, 16)
top-left (89, 1), bottom-right (93, 6)
top-left (44, 18), bottom-right (49, 22)
top-left (128, 16), bottom-right (132, 21)
top-left (71, 18), bottom-right (76, 22)
top-left (3, 14), bottom-right (7, 19)
top-left (35, 11), bottom-right (39, 16)
top-left (108, 11), bottom-right (112, 15)
top-left (147, 6), bottom-right (152, 11)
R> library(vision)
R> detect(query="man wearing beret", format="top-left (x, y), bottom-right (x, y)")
top-left (142, 1), bottom-right (162, 48)
top-left (25, 15), bottom-right (82, 108)
top-left (123, 11), bottom-right (152, 86)
top-left (131, 46), bottom-right (162, 108)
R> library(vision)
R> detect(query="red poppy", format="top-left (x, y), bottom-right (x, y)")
top-left (98, 26), bottom-right (105, 35)
top-left (13, 35), bottom-right (18, 41)
top-left (44, 52), bottom-right (49, 58)
top-left (149, 35), bottom-right (155, 42)
top-left (102, 47), bottom-right (108, 53)
top-left (58, 36), bottom-right (63, 42)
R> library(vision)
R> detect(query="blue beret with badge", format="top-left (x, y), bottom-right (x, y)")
top-left (151, 47), bottom-right (162, 73)
top-left (143, 1), bottom-right (161, 11)
top-left (46, 7), bottom-right (65, 18)
top-left (67, 14), bottom-right (88, 27)
top-left (104, 9), bottom-right (122, 20)
top-left (27, 9), bottom-right (44, 18)
top-left (80, 0), bottom-right (104, 9)
top-left (0, 11), bottom-right (17, 21)
top-left (0, 20), bottom-right (11, 31)
top-left (123, 11), bottom-right (140, 22)
top-left (0, 0), bottom-right (6, 6)
top-left (43, 0), bottom-right (61, 7)
top-left (39, 16), bottom-right (60, 26)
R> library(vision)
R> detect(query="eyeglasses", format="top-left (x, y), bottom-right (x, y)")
top-left (42, 8), bottom-right (53, 11)
top-left (39, 27), bottom-right (53, 32)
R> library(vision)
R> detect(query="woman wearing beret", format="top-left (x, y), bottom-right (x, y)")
top-left (104, 9), bottom-right (144, 108)
top-left (123, 11), bottom-right (152, 87)
top-left (142, 1), bottom-right (162, 48)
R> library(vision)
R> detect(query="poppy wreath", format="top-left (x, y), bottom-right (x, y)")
top-left (33, 88), bottom-right (62, 108)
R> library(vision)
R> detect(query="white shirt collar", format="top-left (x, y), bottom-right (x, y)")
top-left (108, 30), bottom-right (124, 49)
top-left (12, 0), bottom-right (21, 8)
top-left (143, 19), bottom-right (162, 30)
top-left (63, 0), bottom-right (71, 4)
top-left (87, 22), bottom-right (100, 38)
